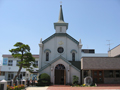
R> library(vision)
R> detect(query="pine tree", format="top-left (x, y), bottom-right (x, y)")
top-left (9, 42), bottom-right (37, 83)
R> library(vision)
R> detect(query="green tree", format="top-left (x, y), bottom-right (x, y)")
top-left (9, 42), bottom-right (37, 83)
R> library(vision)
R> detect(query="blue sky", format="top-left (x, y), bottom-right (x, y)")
top-left (0, 0), bottom-right (120, 62)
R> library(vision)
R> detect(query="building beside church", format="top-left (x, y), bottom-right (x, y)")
top-left (0, 55), bottom-right (39, 81)
top-left (0, 5), bottom-right (120, 84)
top-left (81, 44), bottom-right (120, 84)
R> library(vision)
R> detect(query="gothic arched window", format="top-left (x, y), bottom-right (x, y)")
top-left (72, 53), bottom-right (75, 61)
top-left (46, 52), bottom-right (49, 61)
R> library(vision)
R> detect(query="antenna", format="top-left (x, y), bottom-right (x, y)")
top-left (106, 40), bottom-right (113, 57)
top-left (106, 40), bottom-right (113, 51)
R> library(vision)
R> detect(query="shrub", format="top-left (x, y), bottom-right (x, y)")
top-left (72, 75), bottom-right (79, 85)
top-left (7, 84), bottom-right (25, 90)
top-left (36, 73), bottom-right (50, 86)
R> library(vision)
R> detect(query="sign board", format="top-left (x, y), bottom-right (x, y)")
top-left (30, 74), bottom-right (37, 80)
top-left (3, 58), bottom-right (8, 65)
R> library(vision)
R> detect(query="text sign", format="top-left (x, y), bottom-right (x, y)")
top-left (3, 58), bottom-right (8, 65)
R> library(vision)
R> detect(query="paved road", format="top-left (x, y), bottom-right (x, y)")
top-left (26, 86), bottom-right (120, 90)
top-left (26, 87), bottom-right (48, 90)
top-left (48, 87), bottom-right (120, 90)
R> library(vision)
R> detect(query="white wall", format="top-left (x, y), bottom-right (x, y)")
top-left (108, 45), bottom-right (120, 57)
top-left (39, 59), bottom-right (80, 84)
top-left (2, 57), bottom-right (39, 72)
top-left (81, 53), bottom-right (108, 57)
top-left (56, 26), bottom-right (67, 33)
top-left (39, 66), bottom-right (51, 76)
top-left (70, 66), bottom-right (80, 83)
top-left (41, 36), bottom-right (80, 67)
top-left (1, 66), bottom-right (26, 72)
top-left (5, 72), bottom-right (8, 80)
top-left (1, 56), bottom-right (39, 80)
top-left (0, 76), bottom-right (5, 80)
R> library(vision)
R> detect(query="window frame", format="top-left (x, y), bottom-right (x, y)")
top-left (57, 47), bottom-right (64, 53)
top-left (16, 60), bottom-right (20, 66)
top-left (115, 70), bottom-right (120, 78)
top-left (72, 52), bottom-right (75, 61)
top-left (23, 72), bottom-right (26, 76)
top-left (34, 61), bottom-right (38, 67)
top-left (46, 52), bottom-right (49, 61)
top-left (84, 70), bottom-right (89, 78)
top-left (1, 72), bottom-right (5, 76)
top-left (104, 70), bottom-right (114, 78)
top-left (8, 60), bottom-right (13, 66)
top-left (8, 73), bottom-right (14, 80)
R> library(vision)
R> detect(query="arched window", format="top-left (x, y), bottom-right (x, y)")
top-left (72, 53), bottom-right (75, 61)
top-left (55, 64), bottom-right (65, 70)
top-left (46, 52), bottom-right (49, 61)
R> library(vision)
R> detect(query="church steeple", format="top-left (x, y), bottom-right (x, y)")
top-left (54, 5), bottom-right (68, 33)
top-left (59, 5), bottom-right (64, 22)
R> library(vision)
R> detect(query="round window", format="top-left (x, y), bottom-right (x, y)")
top-left (57, 47), bottom-right (64, 53)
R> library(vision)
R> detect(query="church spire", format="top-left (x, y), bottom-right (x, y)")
top-left (54, 5), bottom-right (68, 33)
top-left (58, 5), bottom-right (64, 22)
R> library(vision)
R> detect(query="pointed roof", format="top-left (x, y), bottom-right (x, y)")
top-left (54, 5), bottom-right (68, 29)
top-left (38, 55), bottom-right (80, 72)
top-left (42, 33), bottom-right (79, 45)
top-left (58, 5), bottom-right (64, 22)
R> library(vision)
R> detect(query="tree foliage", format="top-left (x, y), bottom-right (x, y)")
top-left (9, 42), bottom-right (37, 82)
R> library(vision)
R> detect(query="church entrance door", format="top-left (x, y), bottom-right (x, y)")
top-left (55, 64), bottom-right (66, 85)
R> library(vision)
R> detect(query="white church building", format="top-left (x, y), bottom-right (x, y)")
top-left (1, 5), bottom-right (120, 85)
top-left (38, 5), bottom-right (82, 84)
top-left (38, 5), bottom-right (108, 85)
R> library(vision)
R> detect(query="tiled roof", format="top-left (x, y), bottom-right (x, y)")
top-left (81, 57), bottom-right (120, 70)
top-left (69, 61), bottom-right (81, 70)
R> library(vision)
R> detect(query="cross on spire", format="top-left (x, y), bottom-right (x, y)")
top-left (60, 1), bottom-right (62, 5)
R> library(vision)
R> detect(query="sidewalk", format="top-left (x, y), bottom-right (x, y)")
top-left (26, 87), bottom-right (48, 90)
top-left (47, 86), bottom-right (120, 90)
top-left (26, 85), bottom-right (120, 90)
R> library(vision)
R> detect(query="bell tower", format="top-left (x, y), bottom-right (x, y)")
top-left (54, 5), bottom-right (68, 33)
